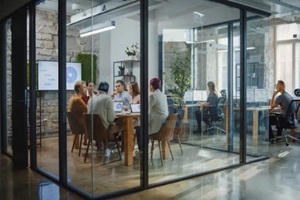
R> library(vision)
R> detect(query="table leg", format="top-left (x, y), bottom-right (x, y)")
top-left (183, 106), bottom-right (188, 123)
top-left (124, 118), bottom-right (133, 166)
top-left (252, 110), bottom-right (259, 145)
top-left (225, 106), bottom-right (229, 147)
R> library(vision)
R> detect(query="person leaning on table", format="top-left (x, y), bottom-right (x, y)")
top-left (267, 80), bottom-right (293, 143)
top-left (87, 81), bottom-right (123, 135)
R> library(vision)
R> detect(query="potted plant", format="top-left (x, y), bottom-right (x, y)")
top-left (168, 49), bottom-right (191, 107)
top-left (125, 43), bottom-right (139, 60)
top-left (118, 65), bottom-right (125, 76)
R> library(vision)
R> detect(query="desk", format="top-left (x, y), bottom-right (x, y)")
top-left (182, 104), bottom-right (200, 123)
top-left (225, 106), bottom-right (269, 145)
top-left (116, 113), bottom-right (140, 166)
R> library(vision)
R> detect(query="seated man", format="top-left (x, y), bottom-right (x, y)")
top-left (111, 80), bottom-right (132, 107)
top-left (268, 80), bottom-right (293, 142)
top-left (88, 81), bottom-right (123, 135)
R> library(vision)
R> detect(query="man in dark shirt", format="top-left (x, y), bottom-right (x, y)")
top-left (268, 80), bottom-right (293, 141)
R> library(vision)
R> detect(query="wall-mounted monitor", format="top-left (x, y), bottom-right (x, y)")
top-left (38, 61), bottom-right (82, 91)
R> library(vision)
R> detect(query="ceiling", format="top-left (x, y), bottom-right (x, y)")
top-left (36, 0), bottom-right (300, 28)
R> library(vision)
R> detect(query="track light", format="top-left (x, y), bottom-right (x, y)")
top-left (80, 21), bottom-right (115, 37)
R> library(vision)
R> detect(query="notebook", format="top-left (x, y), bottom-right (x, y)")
top-left (113, 102), bottom-right (124, 113)
top-left (130, 104), bottom-right (141, 113)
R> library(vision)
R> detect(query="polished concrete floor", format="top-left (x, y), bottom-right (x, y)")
top-left (1, 136), bottom-right (300, 200)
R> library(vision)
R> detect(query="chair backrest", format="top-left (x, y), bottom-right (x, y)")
top-left (83, 113), bottom-right (108, 142)
top-left (67, 111), bottom-right (85, 135)
top-left (157, 113), bottom-right (178, 141)
top-left (212, 97), bottom-right (226, 121)
top-left (281, 99), bottom-right (300, 128)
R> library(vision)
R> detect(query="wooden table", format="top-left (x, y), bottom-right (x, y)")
top-left (116, 113), bottom-right (140, 166)
top-left (225, 106), bottom-right (270, 145)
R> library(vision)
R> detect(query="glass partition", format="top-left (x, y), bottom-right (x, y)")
top-left (5, 19), bottom-right (12, 155)
top-left (66, 0), bottom-right (142, 196)
top-left (245, 14), bottom-right (271, 159)
top-left (148, 0), bottom-right (242, 184)
top-left (35, 1), bottom-right (59, 177)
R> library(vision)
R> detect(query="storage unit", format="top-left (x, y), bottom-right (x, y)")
top-left (113, 60), bottom-right (139, 85)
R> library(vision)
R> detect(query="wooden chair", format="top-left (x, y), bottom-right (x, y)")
top-left (67, 111), bottom-right (85, 156)
top-left (83, 113), bottom-right (122, 164)
top-left (149, 113), bottom-right (178, 166)
top-left (173, 109), bottom-right (185, 154)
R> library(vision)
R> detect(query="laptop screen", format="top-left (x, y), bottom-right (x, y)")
top-left (113, 102), bottom-right (124, 113)
top-left (130, 104), bottom-right (141, 113)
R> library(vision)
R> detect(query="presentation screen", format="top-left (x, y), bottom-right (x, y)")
top-left (38, 61), bottom-right (82, 91)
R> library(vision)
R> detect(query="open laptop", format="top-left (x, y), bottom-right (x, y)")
top-left (130, 104), bottom-right (141, 113)
top-left (113, 102), bottom-right (124, 113)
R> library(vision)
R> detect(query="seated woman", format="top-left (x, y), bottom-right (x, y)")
top-left (193, 81), bottom-right (219, 133)
top-left (127, 81), bottom-right (142, 150)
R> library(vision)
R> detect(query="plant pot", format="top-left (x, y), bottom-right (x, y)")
top-left (118, 71), bottom-right (124, 76)
top-left (130, 55), bottom-right (138, 60)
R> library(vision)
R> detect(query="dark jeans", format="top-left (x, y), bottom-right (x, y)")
top-left (194, 110), bottom-right (210, 131)
top-left (266, 115), bottom-right (283, 139)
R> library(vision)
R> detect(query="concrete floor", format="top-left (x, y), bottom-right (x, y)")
top-left (1, 140), bottom-right (300, 200)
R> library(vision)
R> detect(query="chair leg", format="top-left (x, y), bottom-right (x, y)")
top-left (150, 139), bottom-right (154, 162)
top-left (177, 134), bottom-right (183, 154)
top-left (167, 141), bottom-right (174, 161)
top-left (115, 137), bottom-right (122, 161)
top-left (78, 134), bottom-right (83, 156)
top-left (158, 141), bottom-right (163, 166)
top-left (84, 140), bottom-right (91, 162)
top-left (71, 134), bottom-right (78, 153)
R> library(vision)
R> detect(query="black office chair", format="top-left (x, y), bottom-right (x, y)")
top-left (203, 97), bottom-right (226, 135)
top-left (271, 98), bottom-right (300, 146)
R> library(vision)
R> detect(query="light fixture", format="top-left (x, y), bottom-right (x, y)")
top-left (80, 21), bottom-right (115, 38)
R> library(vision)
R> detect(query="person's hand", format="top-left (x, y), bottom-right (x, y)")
top-left (273, 90), bottom-right (280, 96)
top-left (123, 106), bottom-right (128, 111)
top-left (111, 91), bottom-right (118, 98)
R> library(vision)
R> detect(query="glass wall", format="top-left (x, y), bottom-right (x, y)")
top-left (5, 19), bottom-right (12, 155)
top-left (35, 1), bottom-right (59, 177)
top-left (147, 0), bottom-right (243, 184)
top-left (245, 14), bottom-right (271, 158)
top-left (0, 0), bottom-right (274, 199)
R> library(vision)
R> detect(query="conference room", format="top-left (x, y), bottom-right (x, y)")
top-left (2, 0), bottom-right (300, 198)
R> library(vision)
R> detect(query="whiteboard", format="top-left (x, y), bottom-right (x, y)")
top-left (38, 61), bottom-right (82, 90)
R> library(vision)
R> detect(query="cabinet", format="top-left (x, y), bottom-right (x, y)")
top-left (235, 62), bottom-right (265, 91)
top-left (113, 60), bottom-right (139, 85)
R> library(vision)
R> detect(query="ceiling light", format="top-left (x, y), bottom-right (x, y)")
top-left (80, 21), bottom-right (115, 37)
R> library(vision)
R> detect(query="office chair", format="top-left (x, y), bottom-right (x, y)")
top-left (203, 97), bottom-right (226, 135)
top-left (271, 98), bottom-right (300, 146)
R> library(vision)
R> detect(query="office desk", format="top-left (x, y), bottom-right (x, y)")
top-left (225, 106), bottom-right (269, 145)
top-left (116, 113), bottom-right (140, 166)
top-left (182, 104), bottom-right (201, 123)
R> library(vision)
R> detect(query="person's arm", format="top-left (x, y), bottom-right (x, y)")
top-left (270, 91), bottom-right (280, 109)
top-left (107, 99), bottom-right (116, 123)
top-left (149, 94), bottom-right (155, 111)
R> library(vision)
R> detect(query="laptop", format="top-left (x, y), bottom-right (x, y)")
top-left (130, 104), bottom-right (141, 113)
top-left (113, 102), bottom-right (124, 113)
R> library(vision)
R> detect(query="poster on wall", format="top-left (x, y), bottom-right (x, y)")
top-left (38, 61), bottom-right (82, 90)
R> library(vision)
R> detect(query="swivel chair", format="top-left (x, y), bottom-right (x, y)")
top-left (271, 97), bottom-right (300, 146)
top-left (203, 97), bottom-right (226, 135)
